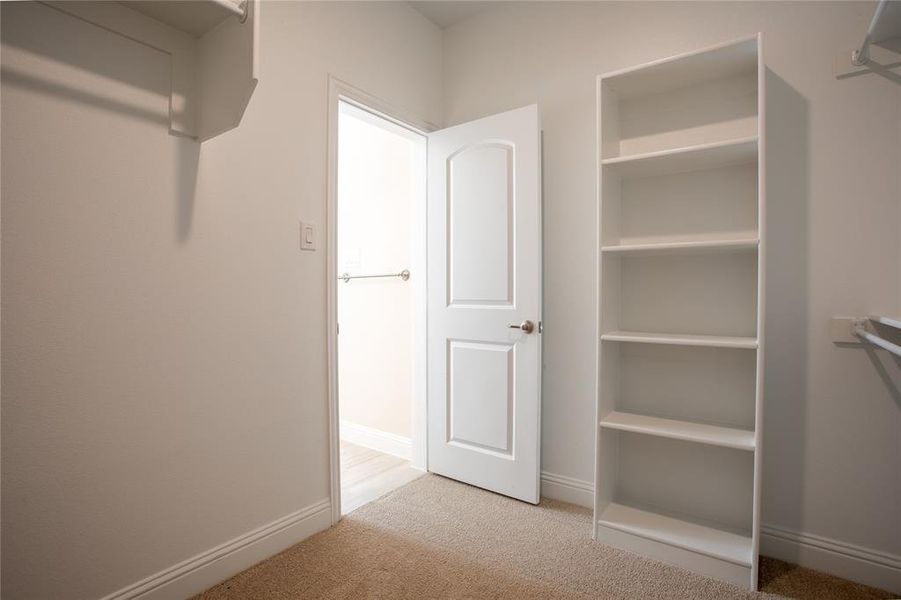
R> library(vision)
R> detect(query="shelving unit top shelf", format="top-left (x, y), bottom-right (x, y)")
top-left (601, 36), bottom-right (758, 99)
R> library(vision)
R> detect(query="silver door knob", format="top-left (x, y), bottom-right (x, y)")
top-left (509, 320), bottom-right (535, 334)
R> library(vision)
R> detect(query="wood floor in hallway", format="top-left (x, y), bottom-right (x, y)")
top-left (340, 441), bottom-right (423, 515)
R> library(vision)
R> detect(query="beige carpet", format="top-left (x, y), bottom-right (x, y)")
top-left (196, 475), bottom-right (896, 600)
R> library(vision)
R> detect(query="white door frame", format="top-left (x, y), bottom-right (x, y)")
top-left (326, 76), bottom-right (437, 525)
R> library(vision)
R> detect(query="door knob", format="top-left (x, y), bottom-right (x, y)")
top-left (509, 320), bottom-right (535, 334)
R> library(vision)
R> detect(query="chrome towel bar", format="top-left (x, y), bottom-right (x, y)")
top-left (338, 269), bottom-right (410, 283)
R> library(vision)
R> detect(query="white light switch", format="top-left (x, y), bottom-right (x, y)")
top-left (300, 221), bottom-right (317, 251)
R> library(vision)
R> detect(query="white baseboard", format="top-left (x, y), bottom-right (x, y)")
top-left (761, 524), bottom-right (901, 594)
top-left (340, 420), bottom-right (412, 461)
top-left (540, 471), bottom-right (594, 509)
top-left (99, 499), bottom-right (331, 600)
top-left (538, 473), bottom-right (901, 594)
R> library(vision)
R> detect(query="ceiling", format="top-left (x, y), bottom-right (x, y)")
top-left (407, 1), bottom-right (501, 29)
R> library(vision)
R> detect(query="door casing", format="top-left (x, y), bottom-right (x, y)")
top-left (326, 76), bottom-right (437, 525)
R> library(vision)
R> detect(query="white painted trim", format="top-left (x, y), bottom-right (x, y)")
top-left (751, 31), bottom-right (766, 590)
top-left (340, 420), bottom-right (412, 461)
top-left (539, 467), bottom-right (901, 593)
top-left (98, 500), bottom-right (331, 600)
top-left (539, 469), bottom-right (901, 593)
top-left (761, 525), bottom-right (901, 594)
top-left (540, 471), bottom-right (594, 509)
top-left (326, 75), bottom-right (436, 525)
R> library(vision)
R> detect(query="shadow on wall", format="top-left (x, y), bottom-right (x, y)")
top-left (863, 39), bottom-right (901, 86)
top-left (850, 38), bottom-right (901, 404)
top-left (0, 1), bottom-right (200, 243)
top-left (762, 69), bottom-right (809, 544)
top-left (175, 136), bottom-right (200, 242)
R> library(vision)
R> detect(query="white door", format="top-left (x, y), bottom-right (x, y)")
top-left (427, 105), bottom-right (542, 504)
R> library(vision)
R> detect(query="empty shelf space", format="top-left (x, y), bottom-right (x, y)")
top-left (600, 411), bottom-right (755, 451)
top-left (602, 238), bottom-right (758, 257)
top-left (601, 331), bottom-right (758, 349)
top-left (600, 37), bottom-right (759, 101)
top-left (602, 137), bottom-right (758, 178)
top-left (597, 503), bottom-right (753, 567)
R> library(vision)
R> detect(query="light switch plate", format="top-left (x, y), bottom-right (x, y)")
top-left (300, 221), bottom-right (317, 251)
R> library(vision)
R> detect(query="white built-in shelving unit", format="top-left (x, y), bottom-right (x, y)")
top-left (594, 34), bottom-right (765, 590)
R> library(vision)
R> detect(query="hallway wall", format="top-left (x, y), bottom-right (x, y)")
top-left (337, 103), bottom-right (422, 441)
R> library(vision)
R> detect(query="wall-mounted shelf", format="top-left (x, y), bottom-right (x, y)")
top-left (832, 316), bottom-right (901, 359)
top-left (834, 0), bottom-right (901, 78)
top-left (595, 34), bottom-right (765, 591)
top-left (123, 0), bottom-right (246, 37)
top-left (44, 0), bottom-right (259, 141)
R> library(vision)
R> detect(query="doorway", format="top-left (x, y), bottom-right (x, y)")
top-left (327, 80), bottom-right (544, 523)
top-left (333, 97), bottom-right (428, 516)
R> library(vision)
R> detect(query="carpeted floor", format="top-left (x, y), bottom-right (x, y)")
top-left (195, 475), bottom-right (897, 600)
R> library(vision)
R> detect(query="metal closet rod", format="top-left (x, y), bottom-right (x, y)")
top-left (211, 0), bottom-right (248, 21)
top-left (853, 317), bottom-right (901, 358)
top-left (338, 269), bottom-right (410, 283)
top-left (852, 0), bottom-right (890, 66)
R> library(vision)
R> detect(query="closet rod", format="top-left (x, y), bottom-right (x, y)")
top-left (852, 0), bottom-right (890, 65)
top-left (211, 0), bottom-right (247, 21)
top-left (854, 321), bottom-right (901, 358)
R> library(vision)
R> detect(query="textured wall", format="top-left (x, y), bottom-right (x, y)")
top-left (0, 2), bottom-right (442, 597)
top-left (442, 0), bottom-right (900, 586)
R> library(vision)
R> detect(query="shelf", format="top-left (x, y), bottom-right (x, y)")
top-left (601, 331), bottom-right (758, 349)
top-left (600, 411), bottom-right (755, 451)
top-left (596, 34), bottom-right (763, 591)
top-left (602, 137), bottom-right (758, 179)
top-left (600, 36), bottom-right (759, 100)
top-left (597, 503), bottom-right (753, 567)
top-left (51, 0), bottom-right (259, 141)
top-left (602, 238), bottom-right (758, 257)
top-left (125, 0), bottom-right (245, 38)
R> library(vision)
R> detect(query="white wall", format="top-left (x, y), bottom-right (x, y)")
top-left (0, 2), bottom-right (441, 598)
top-left (442, 1), bottom-right (901, 590)
top-left (337, 104), bottom-right (419, 440)
top-left (3, 0), bottom-right (900, 596)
